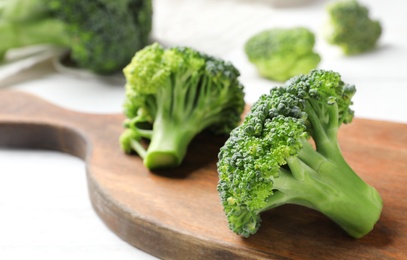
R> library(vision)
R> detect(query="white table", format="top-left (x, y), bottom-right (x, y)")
top-left (1, 0), bottom-right (406, 259)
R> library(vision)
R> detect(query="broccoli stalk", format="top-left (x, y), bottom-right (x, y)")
top-left (120, 43), bottom-right (245, 170)
top-left (0, 0), bottom-right (152, 73)
top-left (217, 70), bottom-right (382, 238)
top-left (0, 19), bottom-right (70, 59)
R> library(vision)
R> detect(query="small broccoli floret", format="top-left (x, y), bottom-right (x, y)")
top-left (121, 43), bottom-right (245, 170)
top-left (217, 69), bottom-right (382, 238)
top-left (324, 0), bottom-right (382, 55)
top-left (244, 27), bottom-right (321, 82)
top-left (0, 0), bottom-right (152, 73)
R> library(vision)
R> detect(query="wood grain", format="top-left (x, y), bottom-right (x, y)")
top-left (0, 90), bottom-right (406, 259)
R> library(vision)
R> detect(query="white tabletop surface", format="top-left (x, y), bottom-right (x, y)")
top-left (1, 0), bottom-right (406, 259)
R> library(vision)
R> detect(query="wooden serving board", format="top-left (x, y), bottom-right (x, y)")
top-left (1, 90), bottom-right (406, 259)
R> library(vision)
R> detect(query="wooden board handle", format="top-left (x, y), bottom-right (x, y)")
top-left (0, 90), bottom-right (121, 159)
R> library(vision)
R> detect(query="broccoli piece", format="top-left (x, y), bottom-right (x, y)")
top-left (0, 0), bottom-right (152, 73)
top-left (120, 43), bottom-right (245, 170)
top-left (244, 27), bottom-right (321, 82)
top-left (324, 0), bottom-right (382, 55)
top-left (217, 69), bottom-right (383, 238)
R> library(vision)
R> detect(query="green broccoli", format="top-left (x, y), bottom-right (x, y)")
top-left (120, 43), bottom-right (245, 170)
top-left (0, 0), bottom-right (152, 73)
top-left (244, 27), bottom-right (321, 82)
top-left (217, 69), bottom-right (382, 238)
top-left (324, 0), bottom-right (382, 55)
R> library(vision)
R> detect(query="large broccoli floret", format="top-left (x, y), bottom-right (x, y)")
top-left (324, 0), bottom-right (382, 55)
top-left (217, 69), bottom-right (382, 238)
top-left (0, 0), bottom-right (152, 73)
top-left (244, 27), bottom-right (321, 82)
top-left (120, 43), bottom-right (245, 170)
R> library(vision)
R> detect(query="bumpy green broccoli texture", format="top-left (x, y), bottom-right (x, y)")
top-left (0, 0), bottom-right (152, 73)
top-left (217, 69), bottom-right (382, 238)
top-left (120, 43), bottom-right (245, 170)
top-left (244, 27), bottom-right (321, 82)
top-left (324, 0), bottom-right (382, 55)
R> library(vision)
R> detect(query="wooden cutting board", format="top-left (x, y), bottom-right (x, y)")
top-left (1, 90), bottom-right (406, 259)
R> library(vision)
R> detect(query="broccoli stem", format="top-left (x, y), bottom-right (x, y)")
top-left (305, 100), bottom-right (343, 159)
top-left (142, 78), bottom-right (195, 169)
top-left (143, 114), bottom-right (196, 169)
top-left (1, 0), bottom-right (47, 22)
top-left (263, 138), bottom-right (382, 238)
top-left (0, 19), bottom-right (70, 57)
top-left (142, 74), bottom-right (220, 170)
top-left (130, 139), bottom-right (147, 159)
top-left (315, 158), bottom-right (382, 238)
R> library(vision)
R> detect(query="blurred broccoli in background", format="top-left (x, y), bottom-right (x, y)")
top-left (324, 0), bottom-right (382, 55)
top-left (0, 0), bottom-right (152, 74)
top-left (244, 27), bottom-right (321, 82)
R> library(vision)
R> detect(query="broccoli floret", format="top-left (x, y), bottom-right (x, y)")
top-left (217, 69), bottom-right (382, 238)
top-left (244, 27), bottom-right (321, 82)
top-left (324, 0), bottom-right (382, 55)
top-left (120, 43), bottom-right (245, 170)
top-left (0, 0), bottom-right (152, 73)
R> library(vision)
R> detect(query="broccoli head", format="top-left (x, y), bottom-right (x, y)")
top-left (324, 0), bottom-right (382, 55)
top-left (217, 69), bottom-right (382, 238)
top-left (120, 43), bottom-right (245, 170)
top-left (244, 27), bottom-right (321, 82)
top-left (0, 0), bottom-right (152, 73)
